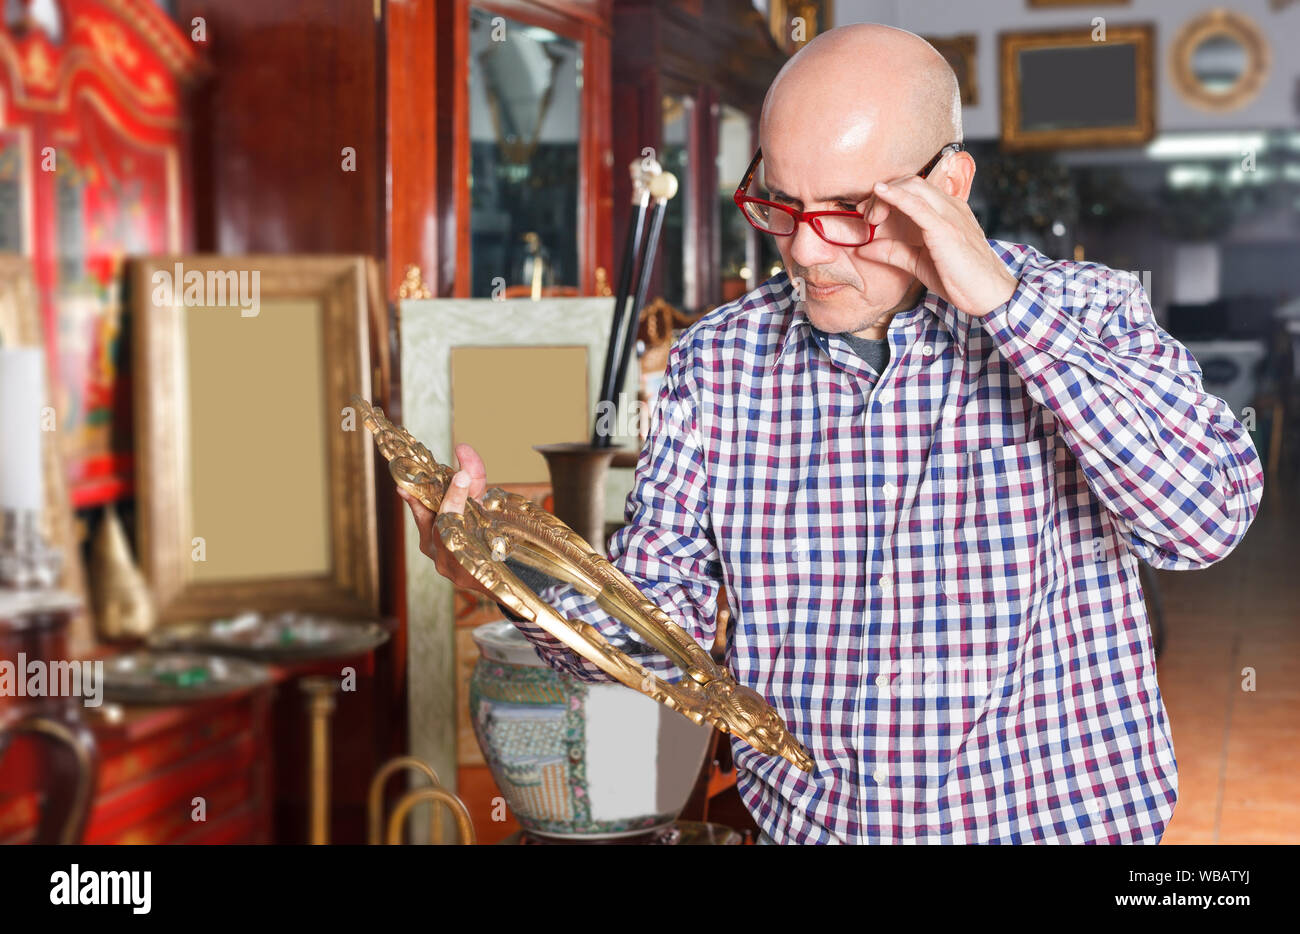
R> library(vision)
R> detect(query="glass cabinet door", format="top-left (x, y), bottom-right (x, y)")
top-left (717, 103), bottom-right (756, 302)
top-left (468, 8), bottom-right (583, 297)
top-left (659, 93), bottom-right (693, 309)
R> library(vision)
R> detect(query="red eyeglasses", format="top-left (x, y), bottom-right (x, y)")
top-left (733, 142), bottom-right (964, 247)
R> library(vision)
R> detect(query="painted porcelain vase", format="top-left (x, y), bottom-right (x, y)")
top-left (470, 620), bottom-right (712, 840)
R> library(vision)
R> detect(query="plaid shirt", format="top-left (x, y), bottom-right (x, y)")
top-left (510, 239), bottom-right (1264, 844)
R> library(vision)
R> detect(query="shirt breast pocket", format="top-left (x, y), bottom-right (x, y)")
top-left (941, 438), bottom-right (1054, 612)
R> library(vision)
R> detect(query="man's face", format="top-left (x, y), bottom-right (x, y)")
top-left (759, 135), bottom-right (922, 334)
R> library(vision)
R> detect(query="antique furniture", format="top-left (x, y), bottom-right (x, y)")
top-left (1000, 25), bottom-right (1155, 150)
top-left (131, 255), bottom-right (379, 623)
top-left (367, 755), bottom-right (443, 844)
top-left (1169, 9), bottom-right (1271, 113)
top-left (0, 589), bottom-right (96, 844)
top-left (444, 0), bottom-right (613, 298)
top-left (0, 640), bottom-right (401, 844)
top-left (0, 0), bottom-right (200, 506)
top-left (611, 0), bottom-right (786, 311)
top-left (384, 786), bottom-right (476, 845)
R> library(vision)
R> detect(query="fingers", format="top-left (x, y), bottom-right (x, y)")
top-left (439, 470), bottom-right (472, 516)
top-left (855, 237), bottom-right (924, 277)
top-left (398, 481), bottom-right (493, 597)
top-left (397, 487), bottom-right (433, 527)
top-left (862, 191), bottom-right (892, 228)
top-left (454, 443), bottom-right (489, 498)
top-left (397, 487), bottom-right (438, 556)
top-left (869, 177), bottom-right (947, 232)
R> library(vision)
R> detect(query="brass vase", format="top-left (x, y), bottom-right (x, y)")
top-left (90, 505), bottom-right (155, 641)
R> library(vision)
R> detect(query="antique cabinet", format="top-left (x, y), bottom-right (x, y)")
top-left (610, 0), bottom-right (785, 312)
top-left (0, 0), bottom-right (200, 506)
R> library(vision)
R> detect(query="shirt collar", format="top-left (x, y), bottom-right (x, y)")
top-left (770, 277), bottom-right (970, 375)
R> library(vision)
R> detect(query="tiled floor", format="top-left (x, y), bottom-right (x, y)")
top-left (1156, 482), bottom-right (1300, 844)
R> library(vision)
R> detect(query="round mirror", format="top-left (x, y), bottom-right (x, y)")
top-left (1190, 33), bottom-right (1248, 95)
top-left (1172, 10), bottom-right (1269, 112)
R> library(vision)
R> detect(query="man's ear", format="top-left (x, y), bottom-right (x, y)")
top-left (945, 150), bottom-right (976, 202)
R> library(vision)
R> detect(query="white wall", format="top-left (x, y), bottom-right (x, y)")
top-left (837, 0), bottom-right (1299, 138)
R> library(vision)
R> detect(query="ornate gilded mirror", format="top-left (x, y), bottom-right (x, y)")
top-left (355, 397), bottom-right (814, 773)
top-left (1171, 9), bottom-right (1270, 112)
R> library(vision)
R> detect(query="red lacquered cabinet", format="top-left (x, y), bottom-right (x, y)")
top-left (0, 686), bottom-right (274, 845)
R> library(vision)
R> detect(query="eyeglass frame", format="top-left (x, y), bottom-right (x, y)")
top-left (733, 141), bottom-right (965, 247)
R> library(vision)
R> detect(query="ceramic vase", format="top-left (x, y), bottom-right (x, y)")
top-left (470, 620), bottom-right (711, 840)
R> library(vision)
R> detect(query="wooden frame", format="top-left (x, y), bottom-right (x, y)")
top-left (1000, 25), bottom-right (1155, 150)
top-left (0, 254), bottom-right (91, 652)
top-left (925, 35), bottom-right (979, 106)
top-left (1169, 9), bottom-right (1271, 113)
top-left (132, 255), bottom-right (378, 623)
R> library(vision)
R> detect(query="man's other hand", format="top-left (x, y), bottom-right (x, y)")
top-left (398, 442), bottom-right (496, 601)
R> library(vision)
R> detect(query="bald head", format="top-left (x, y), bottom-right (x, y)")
top-left (760, 23), bottom-right (961, 169)
top-left (751, 24), bottom-right (970, 338)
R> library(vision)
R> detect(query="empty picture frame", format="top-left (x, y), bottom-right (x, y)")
top-left (1000, 25), bottom-right (1155, 149)
top-left (132, 255), bottom-right (378, 623)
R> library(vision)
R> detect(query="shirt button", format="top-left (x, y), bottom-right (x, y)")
top-left (881, 481), bottom-right (897, 497)
top-left (879, 575), bottom-right (893, 592)
top-left (875, 673), bottom-right (888, 687)
top-left (872, 767), bottom-right (885, 783)
top-left (921, 344), bottom-right (933, 357)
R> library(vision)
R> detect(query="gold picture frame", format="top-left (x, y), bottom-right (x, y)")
top-left (132, 255), bottom-right (379, 623)
top-left (0, 254), bottom-right (92, 650)
top-left (1000, 25), bottom-right (1155, 150)
top-left (925, 34), bottom-right (979, 106)
top-left (767, 0), bottom-right (833, 55)
top-left (1170, 9), bottom-right (1271, 113)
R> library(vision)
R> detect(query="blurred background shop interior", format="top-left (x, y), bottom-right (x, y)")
top-left (0, 0), bottom-right (1297, 845)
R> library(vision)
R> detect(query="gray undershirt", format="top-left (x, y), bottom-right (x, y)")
top-left (838, 331), bottom-right (891, 376)
top-left (812, 326), bottom-right (892, 376)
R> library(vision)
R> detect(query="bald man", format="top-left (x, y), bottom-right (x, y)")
top-left (403, 24), bottom-right (1263, 844)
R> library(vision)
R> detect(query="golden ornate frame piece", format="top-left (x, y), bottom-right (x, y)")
top-left (356, 398), bottom-right (814, 772)
top-left (1169, 9), bottom-right (1271, 113)
top-left (133, 255), bottom-right (379, 623)
top-left (1000, 25), bottom-right (1155, 150)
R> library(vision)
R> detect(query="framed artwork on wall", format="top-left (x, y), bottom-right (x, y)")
top-left (1000, 25), bottom-right (1155, 150)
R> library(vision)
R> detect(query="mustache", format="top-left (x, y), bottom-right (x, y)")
top-left (788, 265), bottom-right (857, 288)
